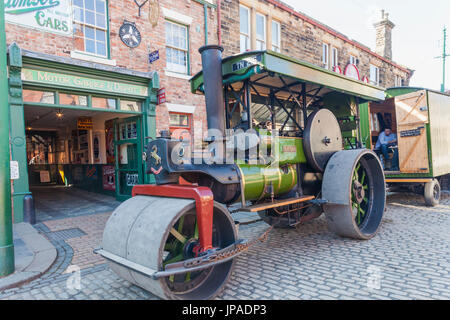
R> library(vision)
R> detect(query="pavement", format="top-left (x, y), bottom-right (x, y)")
top-left (0, 223), bottom-right (56, 291)
top-left (0, 191), bottom-right (449, 300)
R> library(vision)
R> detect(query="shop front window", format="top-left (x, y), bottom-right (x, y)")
top-left (23, 90), bottom-right (55, 104)
top-left (120, 100), bottom-right (142, 112)
top-left (92, 97), bottom-right (117, 109)
top-left (59, 93), bottom-right (88, 106)
top-left (73, 0), bottom-right (108, 57)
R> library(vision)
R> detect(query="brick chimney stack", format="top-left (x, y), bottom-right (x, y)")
top-left (374, 10), bottom-right (395, 60)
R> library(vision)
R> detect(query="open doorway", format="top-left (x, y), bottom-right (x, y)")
top-left (24, 105), bottom-right (143, 222)
top-left (368, 90), bottom-right (430, 174)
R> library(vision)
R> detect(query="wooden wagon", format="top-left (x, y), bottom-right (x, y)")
top-left (360, 87), bottom-right (450, 206)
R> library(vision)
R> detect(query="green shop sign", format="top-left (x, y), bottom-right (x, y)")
top-left (5, 0), bottom-right (72, 35)
top-left (22, 68), bottom-right (149, 97)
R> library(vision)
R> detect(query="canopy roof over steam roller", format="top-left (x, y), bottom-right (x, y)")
top-left (191, 50), bottom-right (386, 104)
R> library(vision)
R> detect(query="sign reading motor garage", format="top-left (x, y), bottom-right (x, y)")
top-left (4, 0), bottom-right (73, 36)
top-left (22, 68), bottom-right (149, 97)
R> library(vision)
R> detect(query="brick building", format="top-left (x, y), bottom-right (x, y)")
top-left (5, 0), bottom-right (217, 222)
top-left (220, 0), bottom-right (413, 88)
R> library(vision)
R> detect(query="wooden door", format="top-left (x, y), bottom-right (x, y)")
top-left (395, 90), bottom-right (430, 173)
top-left (114, 116), bottom-right (144, 201)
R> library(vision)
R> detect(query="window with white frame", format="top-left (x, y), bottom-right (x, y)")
top-left (322, 43), bottom-right (329, 69)
top-left (239, 5), bottom-right (251, 53)
top-left (331, 47), bottom-right (338, 69)
top-left (395, 75), bottom-right (403, 87)
top-left (73, 0), bottom-right (108, 57)
top-left (255, 13), bottom-right (266, 50)
top-left (165, 21), bottom-right (188, 74)
top-left (271, 20), bottom-right (281, 52)
top-left (349, 55), bottom-right (357, 65)
top-left (370, 64), bottom-right (380, 85)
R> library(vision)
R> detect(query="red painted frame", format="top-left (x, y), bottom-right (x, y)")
top-left (132, 184), bottom-right (214, 252)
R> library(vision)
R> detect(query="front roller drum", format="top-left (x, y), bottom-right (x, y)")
top-left (322, 149), bottom-right (386, 240)
top-left (102, 196), bottom-right (237, 300)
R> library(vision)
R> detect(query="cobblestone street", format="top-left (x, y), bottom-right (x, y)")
top-left (1, 192), bottom-right (449, 300)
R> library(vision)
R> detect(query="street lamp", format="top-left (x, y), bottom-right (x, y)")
top-left (0, 1), bottom-right (15, 277)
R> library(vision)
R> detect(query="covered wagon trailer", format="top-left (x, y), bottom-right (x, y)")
top-left (361, 87), bottom-right (450, 206)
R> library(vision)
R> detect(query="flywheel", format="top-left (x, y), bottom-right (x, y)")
top-left (303, 108), bottom-right (343, 172)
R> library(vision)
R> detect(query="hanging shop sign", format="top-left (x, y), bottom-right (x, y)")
top-left (157, 88), bottom-right (166, 104)
top-left (344, 64), bottom-right (360, 81)
top-left (77, 117), bottom-right (93, 130)
top-left (22, 68), bottom-right (149, 97)
top-left (119, 21), bottom-right (142, 48)
top-left (4, 0), bottom-right (73, 36)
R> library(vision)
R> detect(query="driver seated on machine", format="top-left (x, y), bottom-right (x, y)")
top-left (374, 127), bottom-right (399, 171)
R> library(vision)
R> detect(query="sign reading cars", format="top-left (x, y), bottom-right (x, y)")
top-left (4, 0), bottom-right (73, 36)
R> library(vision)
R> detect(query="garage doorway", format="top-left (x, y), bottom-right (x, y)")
top-left (24, 105), bottom-right (143, 221)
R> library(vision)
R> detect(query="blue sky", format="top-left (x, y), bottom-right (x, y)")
top-left (283, 0), bottom-right (450, 90)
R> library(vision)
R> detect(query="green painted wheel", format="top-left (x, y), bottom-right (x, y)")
top-left (159, 204), bottom-right (237, 299)
top-left (162, 212), bottom-right (215, 294)
top-left (351, 162), bottom-right (371, 227)
top-left (322, 149), bottom-right (386, 240)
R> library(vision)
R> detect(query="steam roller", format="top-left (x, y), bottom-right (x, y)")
top-left (97, 45), bottom-right (387, 300)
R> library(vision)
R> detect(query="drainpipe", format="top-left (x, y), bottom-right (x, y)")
top-left (204, 4), bottom-right (208, 45)
top-left (0, 1), bottom-right (15, 277)
top-left (217, 0), bottom-right (221, 45)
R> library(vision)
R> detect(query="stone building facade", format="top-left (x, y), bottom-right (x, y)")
top-left (220, 0), bottom-right (413, 88)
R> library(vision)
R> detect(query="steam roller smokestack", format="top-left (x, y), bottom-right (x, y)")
top-left (199, 45), bottom-right (226, 138)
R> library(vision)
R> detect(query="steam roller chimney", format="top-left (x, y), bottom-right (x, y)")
top-left (199, 45), bottom-right (226, 138)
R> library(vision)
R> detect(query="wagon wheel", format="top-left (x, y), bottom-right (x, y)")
top-left (424, 179), bottom-right (441, 207)
top-left (322, 149), bottom-right (386, 240)
top-left (102, 196), bottom-right (237, 300)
